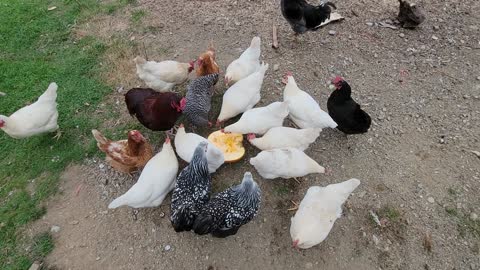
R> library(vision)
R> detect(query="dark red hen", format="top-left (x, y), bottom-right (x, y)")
top-left (327, 77), bottom-right (371, 135)
top-left (125, 88), bottom-right (186, 131)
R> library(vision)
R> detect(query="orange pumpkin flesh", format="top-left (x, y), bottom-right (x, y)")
top-left (208, 130), bottom-right (245, 163)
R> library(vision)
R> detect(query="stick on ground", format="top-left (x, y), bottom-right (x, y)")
top-left (272, 24), bottom-right (279, 49)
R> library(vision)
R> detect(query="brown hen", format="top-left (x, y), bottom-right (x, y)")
top-left (196, 42), bottom-right (220, 78)
top-left (92, 129), bottom-right (153, 173)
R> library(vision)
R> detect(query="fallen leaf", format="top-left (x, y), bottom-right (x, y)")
top-left (48, 6), bottom-right (57, 11)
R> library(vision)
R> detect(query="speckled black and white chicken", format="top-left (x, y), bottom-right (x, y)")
top-left (193, 172), bottom-right (261, 238)
top-left (183, 73), bottom-right (219, 128)
top-left (170, 141), bottom-right (211, 232)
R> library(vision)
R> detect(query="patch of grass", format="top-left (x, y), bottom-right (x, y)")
top-left (379, 205), bottom-right (400, 222)
top-left (274, 186), bottom-right (290, 196)
top-left (104, 0), bottom-right (137, 15)
top-left (131, 10), bottom-right (146, 24)
top-left (30, 233), bottom-right (54, 261)
top-left (444, 207), bottom-right (480, 238)
top-left (0, 1), bottom-right (115, 268)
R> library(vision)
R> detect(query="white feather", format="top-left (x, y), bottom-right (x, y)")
top-left (249, 127), bottom-right (321, 151)
top-left (290, 179), bottom-right (361, 249)
top-left (224, 36), bottom-right (261, 85)
top-left (174, 126), bottom-right (224, 173)
top-left (224, 101), bottom-right (289, 135)
top-left (108, 141), bottom-right (179, 209)
top-left (0, 82), bottom-right (59, 139)
top-left (218, 62), bottom-right (268, 122)
top-left (249, 147), bottom-right (324, 179)
top-left (283, 75), bottom-right (337, 129)
top-left (134, 57), bottom-right (190, 91)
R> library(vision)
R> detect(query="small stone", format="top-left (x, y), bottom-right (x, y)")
top-left (29, 262), bottom-right (41, 270)
top-left (470, 213), bottom-right (478, 221)
top-left (372, 234), bottom-right (380, 245)
top-left (164, 245), bottom-right (171, 251)
top-left (432, 35), bottom-right (439, 40)
top-left (99, 164), bottom-right (105, 169)
top-left (399, 33), bottom-right (405, 38)
top-left (0, 91), bottom-right (6, 96)
top-left (69, 220), bottom-right (79, 225)
top-left (433, 25), bottom-right (439, 31)
top-left (159, 212), bottom-right (165, 218)
top-left (130, 36), bottom-right (135, 41)
top-left (50, 225), bottom-right (61, 233)
top-left (476, 76), bottom-right (480, 81)
top-left (427, 197), bottom-right (435, 203)
top-left (328, 30), bottom-right (336, 36)
top-left (366, 22), bottom-right (374, 26)
top-left (273, 64), bottom-right (279, 71)
top-left (96, 257), bottom-right (101, 261)
top-left (305, 262), bottom-right (313, 269)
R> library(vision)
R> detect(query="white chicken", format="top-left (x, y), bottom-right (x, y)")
top-left (290, 178), bottom-right (361, 249)
top-left (108, 137), bottom-right (179, 209)
top-left (249, 147), bottom-right (324, 179)
top-left (223, 101), bottom-right (289, 135)
top-left (283, 73), bottom-right (337, 129)
top-left (174, 124), bottom-right (224, 173)
top-left (217, 62), bottom-right (269, 124)
top-left (224, 36), bottom-right (261, 86)
top-left (247, 127), bottom-right (321, 151)
top-left (0, 82), bottom-right (59, 139)
top-left (134, 56), bottom-right (194, 91)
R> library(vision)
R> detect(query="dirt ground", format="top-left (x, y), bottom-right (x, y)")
top-left (28, 0), bottom-right (480, 269)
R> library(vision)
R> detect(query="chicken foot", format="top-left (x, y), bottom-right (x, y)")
top-left (53, 130), bottom-right (62, 140)
top-left (288, 200), bottom-right (300, 211)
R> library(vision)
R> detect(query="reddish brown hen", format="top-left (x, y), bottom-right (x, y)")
top-left (125, 88), bottom-right (186, 131)
top-left (92, 129), bottom-right (153, 173)
top-left (196, 42), bottom-right (220, 78)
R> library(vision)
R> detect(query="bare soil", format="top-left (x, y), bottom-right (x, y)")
top-left (29, 0), bottom-right (480, 269)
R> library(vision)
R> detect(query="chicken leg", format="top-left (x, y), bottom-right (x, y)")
top-left (288, 200), bottom-right (300, 211)
top-left (53, 130), bottom-right (62, 140)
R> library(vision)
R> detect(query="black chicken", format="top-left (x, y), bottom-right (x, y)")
top-left (281, 0), bottom-right (336, 35)
top-left (327, 77), bottom-right (371, 134)
top-left (170, 141), bottom-right (211, 232)
top-left (124, 88), bottom-right (185, 131)
top-left (193, 172), bottom-right (261, 238)
top-left (398, 0), bottom-right (426, 29)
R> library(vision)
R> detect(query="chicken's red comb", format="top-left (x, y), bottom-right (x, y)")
top-left (332, 76), bottom-right (343, 84)
top-left (285, 71), bottom-right (293, 77)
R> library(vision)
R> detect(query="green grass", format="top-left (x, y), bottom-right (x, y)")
top-left (0, 1), bottom-right (124, 268)
top-left (444, 207), bottom-right (480, 238)
top-left (131, 10), bottom-right (146, 24)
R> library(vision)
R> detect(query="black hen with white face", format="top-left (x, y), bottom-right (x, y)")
top-left (170, 141), bottom-right (211, 232)
top-left (193, 172), bottom-right (261, 238)
top-left (281, 0), bottom-right (336, 34)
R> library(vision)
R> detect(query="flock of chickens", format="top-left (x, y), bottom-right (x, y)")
top-left (0, 0), bottom-right (405, 250)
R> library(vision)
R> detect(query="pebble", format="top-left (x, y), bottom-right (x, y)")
top-left (328, 30), bottom-right (336, 36)
top-left (273, 64), bottom-right (279, 71)
top-left (372, 234), bottom-right (380, 245)
top-left (99, 164), bottom-right (105, 169)
top-left (470, 213), bottom-right (478, 221)
top-left (164, 245), bottom-right (171, 251)
top-left (427, 197), bottom-right (435, 203)
top-left (477, 76), bottom-right (480, 81)
top-left (50, 225), bottom-right (61, 233)
top-left (366, 22), bottom-right (374, 26)
top-left (28, 262), bottom-right (41, 270)
top-left (399, 33), bottom-right (405, 38)
top-left (433, 25), bottom-right (440, 31)
top-left (159, 212), bottom-right (165, 218)
top-left (432, 35), bottom-right (439, 40)
top-left (69, 220), bottom-right (79, 225)
top-left (0, 91), bottom-right (6, 96)
top-left (96, 257), bottom-right (101, 261)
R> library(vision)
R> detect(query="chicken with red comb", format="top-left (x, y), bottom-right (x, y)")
top-left (327, 77), bottom-right (371, 134)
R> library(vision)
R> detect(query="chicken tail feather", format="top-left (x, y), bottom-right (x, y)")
top-left (92, 129), bottom-right (109, 146)
top-left (193, 214), bottom-right (213, 235)
top-left (38, 82), bottom-right (58, 102)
